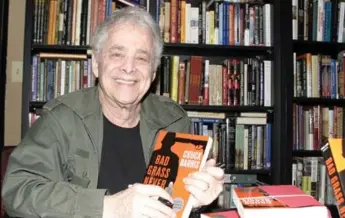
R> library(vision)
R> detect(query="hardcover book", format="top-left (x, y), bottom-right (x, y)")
top-left (321, 139), bottom-right (345, 218)
top-left (201, 209), bottom-right (240, 218)
top-left (142, 130), bottom-right (213, 218)
top-left (232, 185), bottom-right (329, 218)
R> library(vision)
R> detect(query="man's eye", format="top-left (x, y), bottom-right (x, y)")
top-left (111, 53), bottom-right (123, 57)
top-left (137, 57), bottom-right (148, 62)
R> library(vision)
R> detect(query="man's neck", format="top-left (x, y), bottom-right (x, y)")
top-left (99, 88), bottom-right (141, 128)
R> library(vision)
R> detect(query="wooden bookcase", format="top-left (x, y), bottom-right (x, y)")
top-left (288, 1), bottom-right (345, 217)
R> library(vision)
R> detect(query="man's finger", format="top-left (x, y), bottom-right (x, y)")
top-left (144, 197), bottom-right (176, 218)
top-left (206, 167), bottom-right (225, 180)
top-left (183, 177), bottom-right (209, 191)
top-left (134, 184), bottom-right (173, 202)
top-left (187, 171), bottom-right (214, 185)
top-left (205, 159), bottom-right (216, 168)
top-left (185, 184), bottom-right (209, 205)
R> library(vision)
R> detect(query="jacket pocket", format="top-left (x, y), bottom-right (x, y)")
top-left (63, 165), bottom-right (90, 188)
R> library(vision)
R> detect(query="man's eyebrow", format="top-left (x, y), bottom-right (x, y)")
top-left (108, 45), bottom-right (124, 51)
top-left (137, 49), bottom-right (150, 56)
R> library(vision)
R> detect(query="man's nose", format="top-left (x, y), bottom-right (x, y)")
top-left (121, 56), bottom-right (135, 74)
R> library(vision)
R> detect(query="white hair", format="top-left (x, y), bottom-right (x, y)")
top-left (91, 6), bottom-right (163, 70)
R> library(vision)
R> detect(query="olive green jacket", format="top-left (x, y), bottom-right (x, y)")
top-left (1, 87), bottom-right (191, 218)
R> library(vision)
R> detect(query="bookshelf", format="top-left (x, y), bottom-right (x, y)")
top-left (0, 0), bottom-right (9, 153)
top-left (289, 0), bottom-right (345, 217)
top-left (19, 0), bottom-right (296, 213)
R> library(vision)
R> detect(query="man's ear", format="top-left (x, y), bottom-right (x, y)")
top-left (92, 53), bottom-right (99, 78)
top-left (152, 70), bottom-right (157, 82)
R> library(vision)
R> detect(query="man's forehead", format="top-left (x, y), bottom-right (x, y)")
top-left (108, 22), bottom-right (151, 35)
top-left (108, 45), bottom-right (150, 54)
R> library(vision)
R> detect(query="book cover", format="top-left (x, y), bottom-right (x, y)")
top-left (321, 139), bottom-right (345, 218)
top-left (143, 130), bottom-right (213, 218)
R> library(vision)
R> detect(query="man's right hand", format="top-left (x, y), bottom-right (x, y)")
top-left (102, 183), bottom-right (176, 218)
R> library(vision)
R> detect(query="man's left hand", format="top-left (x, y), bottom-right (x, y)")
top-left (183, 158), bottom-right (225, 208)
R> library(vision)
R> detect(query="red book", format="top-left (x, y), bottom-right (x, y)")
top-left (201, 210), bottom-right (240, 218)
top-left (232, 185), bottom-right (330, 218)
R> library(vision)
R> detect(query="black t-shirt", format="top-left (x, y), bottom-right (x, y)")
top-left (97, 115), bottom-right (146, 194)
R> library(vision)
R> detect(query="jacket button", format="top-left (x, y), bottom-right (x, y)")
top-left (82, 171), bottom-right (87, 177)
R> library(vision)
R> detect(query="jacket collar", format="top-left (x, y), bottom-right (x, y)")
top-left (66, 87), bottom-right (183, 164)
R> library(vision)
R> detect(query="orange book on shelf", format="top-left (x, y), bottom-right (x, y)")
top-left (143, 130), bottom-right (213, 218)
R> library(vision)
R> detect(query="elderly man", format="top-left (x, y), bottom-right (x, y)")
top-left (1, 6), bottom-right (224, 218)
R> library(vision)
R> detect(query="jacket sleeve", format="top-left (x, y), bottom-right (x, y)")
top-left (180, 115), bottom-right (191, 134)
top-left (1, 109), bottom-right (107, 218)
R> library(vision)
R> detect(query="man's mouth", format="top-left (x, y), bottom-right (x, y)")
top-left (115, 79), bottom-right (136, 85)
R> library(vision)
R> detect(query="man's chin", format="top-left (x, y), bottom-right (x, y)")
top-left (113, 97), bottom-right (140, 108)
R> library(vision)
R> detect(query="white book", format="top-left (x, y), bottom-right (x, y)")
top-left (264, 60), bottom-right (272, 107)
top-left (263, 4), bottom-right (272, 46)
top-left (190, 7), bottom-right (199, 44)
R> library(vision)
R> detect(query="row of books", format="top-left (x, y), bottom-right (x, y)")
top-left (293, 104), bottom-right (343, 150)
top-left (30, 52), bottom-right (274, 106)
top-left (292, 156), bottom-right (337, 205)
top-left (32, 0), bottom-right (118, 45)
top-left (155, 1), bottom-right (273, 46)
top-left (188, 111), bottom-right (271, 171)
top-left (293, 52), bottom-right (345, 99)
top-left (32, 0), bottom-right (345, 47)
top-left (31, 53), bottom-right (95, 102)
top-left (292, 0), bottom-right (345, 43)
top-left (160, 56), bottom-right (273, 107)
top-left (31, 0), bottom-right (275, 47)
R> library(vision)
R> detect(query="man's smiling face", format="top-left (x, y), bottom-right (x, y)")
top-left (93, 22), bottom-right (156, 107)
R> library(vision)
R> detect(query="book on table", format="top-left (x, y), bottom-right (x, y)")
top-left (232, 184), bottom-right (330, 218)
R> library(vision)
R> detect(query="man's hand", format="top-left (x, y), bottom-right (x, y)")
top-left (183, 158), bottom-right (225, 208)
top-left (102, 183), bottom-right (176, 218)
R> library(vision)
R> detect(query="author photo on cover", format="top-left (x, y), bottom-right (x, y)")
top-left (1, 6), bottom-right (225, 218)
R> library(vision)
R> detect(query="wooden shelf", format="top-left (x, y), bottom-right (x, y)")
top-left (31, 44), bottom-right (91, 54)
top-left (163, 43), bottom-right (273, 58)
top-left (226, 169), bottom-right (271, 175)
top-left (31, 43), bottom-right (274, 58)
top-left (181, 104), bottom-right (273, 113)
top-left (292, 150), bottom-right (322, 157)
top-left (30, 101), bottom-right (274, 113)
top-left (293, 97), bottom-right (345, 106)
top-left (293, 40), bottom-right (345, 56)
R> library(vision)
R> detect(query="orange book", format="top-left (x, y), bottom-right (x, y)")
top-left (143, 130), bottom-right (213, 218)
top-left (321, 139), bottom-right (345, 218)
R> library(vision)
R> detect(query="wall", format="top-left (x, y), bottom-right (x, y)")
top-left (4, 0), bottom-right (26, 146)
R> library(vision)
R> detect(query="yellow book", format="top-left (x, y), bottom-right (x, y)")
top-left (180, 0), bottom-right (186, 43)
top-left (170, 56), bottom-right (180, 102)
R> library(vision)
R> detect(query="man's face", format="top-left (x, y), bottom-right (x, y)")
top-left (93, 22), bottom-right (156, 106)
